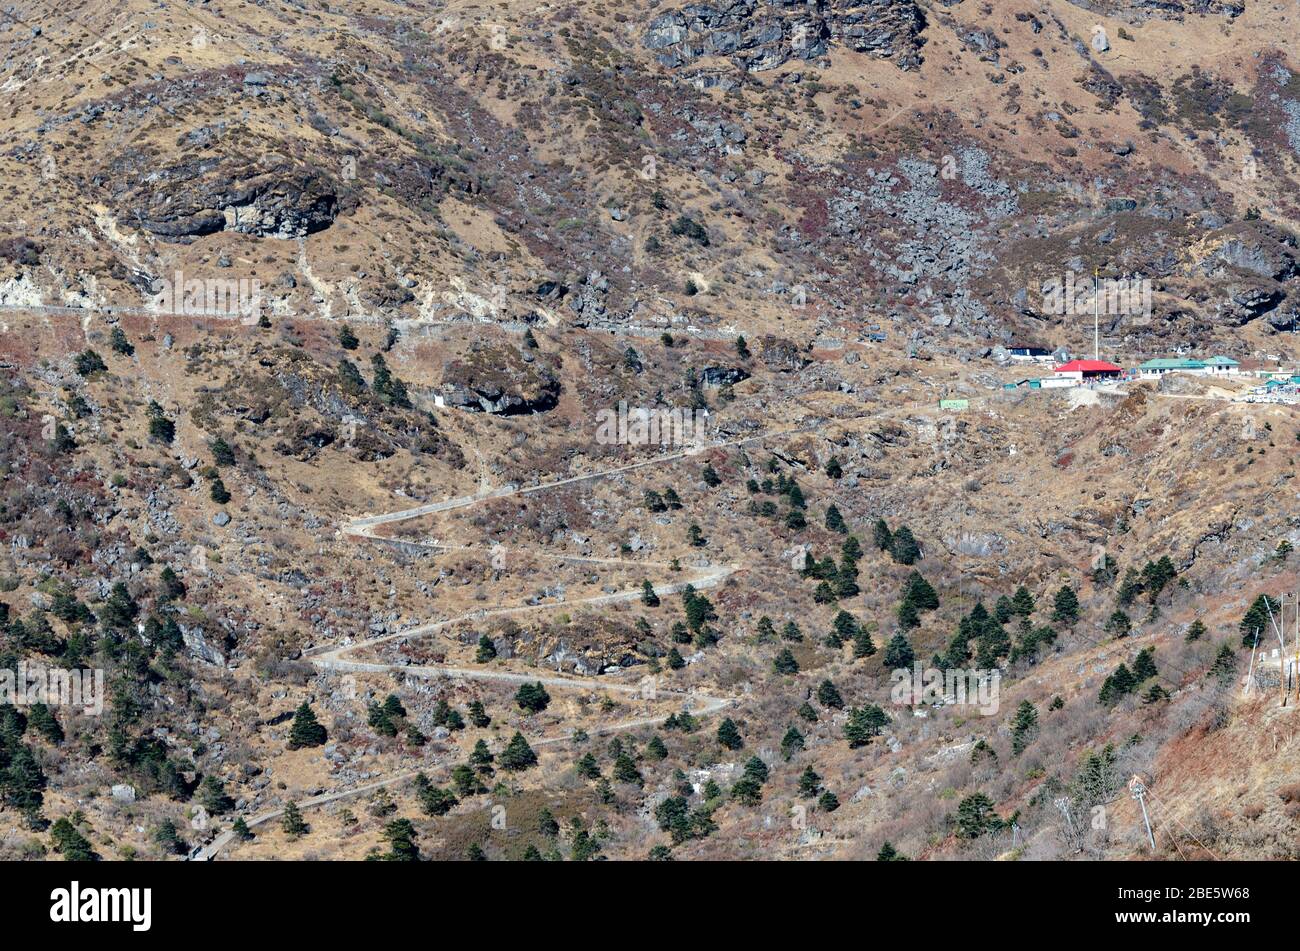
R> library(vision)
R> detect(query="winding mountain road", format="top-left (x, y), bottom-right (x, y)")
top-left (193, 394), bottom-right (967, 858)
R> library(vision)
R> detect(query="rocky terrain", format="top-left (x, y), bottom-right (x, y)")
top-left (0, 0), bottom-right (1298, 863)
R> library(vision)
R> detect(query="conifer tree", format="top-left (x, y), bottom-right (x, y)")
top-left (852, 627), bottom-right (877, 659)
top-left (1010, 701), bottom-right (1038, 754)
top-left (873, 518), bottom-right (892, 551)
top-left (1051, 585), bottom-right (1079, 624)
top-left (499, 732), bottom-right (538, 771)
top-left (288, 702), bottom-right (327, 749)
top-left (281, 802), bottom-right (308, 838)
top-left (716, 717), bottom-right (743, 750)
top-left (798, 766), bottom-right (821, 798)
top-left (883, 633), bottom-right (914, 668)
top-left (816, 679), bottom-right (844, 709)
top-left (781, 726), bottom-right (805, 759)
top-left (889, 526), bottom-right (920, 565)
top-left (773, 648), bottom-right (800, 674)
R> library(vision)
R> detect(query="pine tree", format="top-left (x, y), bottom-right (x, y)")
top-left (773, 648), bottom-right (800, 674)
top-left (613, 752), bottom-right (643, 786)
top-left (883, 633), bottom-right (914, 668)
top-left (1010, 701), bottom-right (1038, 754)
top-left (468, 700), bottom-right (490, 728)
top-left (1210, 644), bottom-right (1236, 680)
top-left (1105, 610), bottom-right (1131, 637)
top-left (904, 571), bottom-right (940, 611)
top-left (731, 777), bottom-right (763, 806)
top-left (645, 735), bottom-right (668, 761)
top-left (1099, 663), bottom-right (1137, 705)
top-left (781, 725), bottom-right (805, 759)
top-left (146, 400), bottom-right (175, 445)
top-left (1143, 683), bottom-right (1169, 704)
top-left (889, 526), bottom-right (920, 565)
top-left (27, 704), bottom-right (62, 744)
top-left (197, 775), bottom-right (234, 814)
top-left (825, 504), bottom-right (847, 533)
top-left (716, 717), bottom-right (744, 750)
top-left (574, 752), bottom-right (601, 779)
top-left (538, 808), bottom-right (560, 837)
top-left (816, 679), bottom-right (844, 709)
top-left (742, 755), bottom-right (769, 785)
top-left (667, 647), bottom-right (685, 670)
top-left (798, 765), bottom-right (821, 798)
top-left (1185, 619), bottom-right (1206, 642)
top-left (338, 325), bottom-right (360, 350)
top-left (475, 635), bottom-right (497, 662)
top-left (50, 817), bottom-right (95, 860)
top-left (499, 732), bottom-right (538, 771)
top-left (515, 682), bottom-right (551, 713)
top-left (380, 818), bottom-right (420, 861)
top-left (288, 702), bottom-right (327, 749)
top-left (1240, 595), bottom-right (1279, 646)
top-left (735, 335), bottom-right (750, 360)
top-left (876, 841), bottom-right (908, 861)
top-left (834, 562), bottom-right (860, 598)
top-left (832, 610), bottom-right (859, 642)
top-left (955, 793), bottom-right (999, 839)
top-left (281, 802), bottom-right (308, 838)
top-left (844, 705), bottom-right (888, 748)
top-left (898, 597), bottom-right (920, 631)
top-left (818, 791), bottom-right (841, 812)
top-left (852, 627), bottom-right (877, 659)
top-left (75, 349), bottom-right (107, 376)
top-left (825, 456), bottom-right (843, 479)
top-left (641, 580), bottom-right (660, 607)
top-left (232, 817), bottom-right (253, 841)
top-left (702, 463), bottom-right (721, 487)
top-left (873, 518), bottom-right (892, 551)
top-left (1130, 648), bottom-right (1156, 684)
top-left (1051, 585), bottom-right (1079, 624)
top-left (1011, 586), bottom-right (1035, 617)
top-left (109, 326), bottom-right (134, 356)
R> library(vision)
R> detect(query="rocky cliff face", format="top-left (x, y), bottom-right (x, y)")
top-left (125, 160), bottom-right (342, 241)
top-left (1062, 0), bottom-right (1245, 22)
top-left (644, 0), bottom-right (927, 73)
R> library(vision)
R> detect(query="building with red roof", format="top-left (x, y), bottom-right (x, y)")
top-left (1053, 359), bottom-right (1122, 380)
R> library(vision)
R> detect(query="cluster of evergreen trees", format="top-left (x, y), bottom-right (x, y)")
top-left (1099, 647), bottom-right (1161, 705)
top-left (337, 353), bottom-right (411, 408)
top-left (745, 465), bottom-right (809, 529)
top-left (643, 487), bottom-right (683, 513)
top-left (799, 535), bottom-right (863, 604)
top-left (873, 519), bottom-right (921, 565)
top-left (897, 570), bottom-right (939, 631)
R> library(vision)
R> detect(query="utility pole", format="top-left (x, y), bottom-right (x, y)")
top-left (1093, 267), bottom-right (1100, 361)
top-left (1129, 776), bottom-right (1156, 852)
top-left (1245, 628), bottom-right (1260, 697)
top-left (1054, 797), bottom-right (1081, 853)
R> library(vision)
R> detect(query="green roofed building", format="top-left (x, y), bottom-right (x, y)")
top-left (1201, 356), bottom-right (1240, 375)
top-left (1137, 356), bottom-right (1239, 379)
top-left (1137, 357), bottom-right (1205, 378)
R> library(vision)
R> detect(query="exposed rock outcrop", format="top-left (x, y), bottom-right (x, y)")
top-left (126, 160), bottom-right (341, 240)
top-left (440, 344), bottom-right (562, 415)
top-left (645, 0), bottom-right (926, 73)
